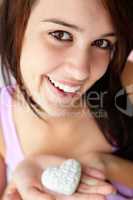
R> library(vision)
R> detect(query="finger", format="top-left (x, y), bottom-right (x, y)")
top-left (57, 192), bottom-right (106, 200)
top-left (78, 183), bottom-right (116, 195)
top-left (74, 193), bottom-right (106, 200)
top-left (81, 174), bottom-right (110, 186)
top-left (2, 190), bottom-right (22, 200)
top-left (19, 185), bottom-right (55, 200)
top-left (2, 182), bottom-right (22, 200)
top-left (82, 166), bottom-right (105, 180)
top-left (78, 174), bottom-right (116, 195)
top-left (14, 173), bottom-right (56, 200)
top-left (4, 182), bottom-right (17, 194)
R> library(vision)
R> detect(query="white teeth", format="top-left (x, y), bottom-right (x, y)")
top-left (49, 77), bottom-right (80, 93)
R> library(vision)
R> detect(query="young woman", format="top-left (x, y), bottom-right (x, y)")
top-left (0, 0), bottom-right (133, 199)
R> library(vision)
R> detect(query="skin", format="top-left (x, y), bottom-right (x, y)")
top-left (3, 154), bottom-right (115, 200)
top-left (19, 0), bottom-right (116, 119)
top-left (1, 0), bottom-right (133, 199)
top-left (11, 0), bottom-right (116, 157)
top-left (2, 74), bottom-right (133, 200)
top-left (121, 61), bottom-right (133, 104)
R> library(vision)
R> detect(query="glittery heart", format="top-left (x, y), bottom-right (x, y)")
top-left (41, 159), bottom-right (81, 195)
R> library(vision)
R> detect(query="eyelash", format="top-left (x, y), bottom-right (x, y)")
top-left (48, 30), bottom-right (115, 51)
top-left (91, 39), bottom-right (114, 51)
top-left (48, 30), bottom-right (73, 42)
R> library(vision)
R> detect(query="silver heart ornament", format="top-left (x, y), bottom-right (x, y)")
top-left (41, 159), bottom-right (82, 195)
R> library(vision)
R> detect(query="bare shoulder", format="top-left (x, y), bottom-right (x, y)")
top-left (121, 61), bottom-right (133, 86)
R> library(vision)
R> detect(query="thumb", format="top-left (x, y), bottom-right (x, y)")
top-left (2, 189), bottom-right (22, 200)
top-left (2, 181), bottom-right (22, 200)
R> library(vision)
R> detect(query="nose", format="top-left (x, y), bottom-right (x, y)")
top-left (65, 47), bottom-right (91, 81)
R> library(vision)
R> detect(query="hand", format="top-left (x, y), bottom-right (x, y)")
top-left (83, 152), bottom-right (133, 188)
top-left (3, 179), bottom-right (113, 200)
top-left (78, 152), bottom-right (106, 172)
top-left (3, 154), bottom-right (115, 200)
top-left (78, 151), bottom-right (115, 181)
top-left (3, 184), bottom-right (54, 200)
top-left (3, 155), bottom-right (64, 200)
top-left (2, 183), bottom-right (22, 200)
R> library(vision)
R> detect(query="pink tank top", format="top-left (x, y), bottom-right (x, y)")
top-left (0, 85), bottom-right (24, 180)
top-left (0, 85), bottom-right (133, 199)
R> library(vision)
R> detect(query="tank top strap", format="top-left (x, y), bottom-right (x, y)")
top-left (0, 85), bottom-right (24, 173)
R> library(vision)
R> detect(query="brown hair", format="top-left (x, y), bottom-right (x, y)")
top-left (0, 0), bottom-right (133, 159)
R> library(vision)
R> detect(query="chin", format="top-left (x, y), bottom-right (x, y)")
top-left (42, 104), bottom-right (78, 118)
top-left (32, 90), bottom-right (82, 118)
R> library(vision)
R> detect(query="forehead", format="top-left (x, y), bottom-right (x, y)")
top-left (30, 0), bottom-right (114, 33)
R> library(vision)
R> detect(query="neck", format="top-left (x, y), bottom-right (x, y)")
top-left (14, 85), bottom-right (89, 128)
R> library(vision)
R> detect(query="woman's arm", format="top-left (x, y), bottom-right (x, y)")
top-left (105, 60), bottom-right (133, 187)
top-left (99, 60), bottom-right (133, 188)
top-left (79, 152), bottom-right (133, 189)
top-left (101, 153), bottom-right (133, 188)
top-left (78, 62), bottom-right (133, 198)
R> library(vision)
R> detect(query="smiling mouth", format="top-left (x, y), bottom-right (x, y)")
top-left (48, 75), bottom-right (80, 91)
top-left (47, 76), bottom-right (80, 98)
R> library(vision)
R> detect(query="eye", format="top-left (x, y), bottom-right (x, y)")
top-left (48, 30), bottom-right (73, 42)
top-left (92, 39), bottom-right (114, 51)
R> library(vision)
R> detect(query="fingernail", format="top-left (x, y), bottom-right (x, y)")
top-left (86, 169), bottom-right (105, 179)
top-left (81, 178), bottom-right (98, 186)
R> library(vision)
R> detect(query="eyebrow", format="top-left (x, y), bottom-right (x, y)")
top-left (42, 18), bottom-right (83, 31)
top-left (42, 18), bottom-right (116, 38)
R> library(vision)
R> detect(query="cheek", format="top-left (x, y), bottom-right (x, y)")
top-left (20, 37), bottom-right (64, 79)
top-left (92, 62), bottom-right (108, 79)
top-left (90, 51), bottom-right (110, 80)
top-left (81, 57), bottom-right (109, 94)
top-left (20, 37), bottom-right (68, 94)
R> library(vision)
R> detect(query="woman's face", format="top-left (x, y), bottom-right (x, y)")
top-left (20, 0), bottom-right (116, 117)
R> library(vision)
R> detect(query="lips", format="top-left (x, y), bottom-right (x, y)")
top-left (48, 76), bottom-right (81, 93)
top-left (47, 76), bottom-right (79, 99)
